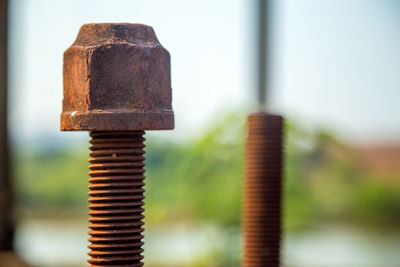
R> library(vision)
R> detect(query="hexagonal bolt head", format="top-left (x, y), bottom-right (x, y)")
top-left (61, 23), bottom-right (174, 131)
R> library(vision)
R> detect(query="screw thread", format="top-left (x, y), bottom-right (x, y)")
top-left (243, 113), bottom-right (283, 267)
top-left (88, 131), bottom-right (146, 267)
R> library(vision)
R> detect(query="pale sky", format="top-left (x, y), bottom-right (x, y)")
top-left (8, 0), bottom-right (400, 145)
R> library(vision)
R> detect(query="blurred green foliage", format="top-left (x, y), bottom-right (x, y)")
top-left (13, 112), bottom-right (400, 230)
top-left (14, 149), bottom-right (89, 212)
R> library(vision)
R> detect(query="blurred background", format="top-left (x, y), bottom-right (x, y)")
top-left (1, 0), bottom-right (400, 266)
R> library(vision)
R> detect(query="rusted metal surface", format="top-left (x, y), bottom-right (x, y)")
top-left (88, 131), bottom-right (146, 266)
top-left (61, 23), bottom-right (174, 131)
top-left (243, 112), bottom-right (283, 267)
top-left (61, 23), bottom-right (174, 266)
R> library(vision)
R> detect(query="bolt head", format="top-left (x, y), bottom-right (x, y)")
top-left (61, 23), bottom-right (174, 131)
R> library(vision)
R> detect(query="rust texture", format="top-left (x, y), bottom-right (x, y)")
top-left (243, 112), bottom-right (283, 267)
top-left (88, 131), bottom-right (145, 266)
top-left (61, 23), bottom-right (174, 131)
top-left (61, 23), bottom-right (174, 266)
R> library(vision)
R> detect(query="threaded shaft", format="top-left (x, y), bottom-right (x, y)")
top-left (88, 131), bottom-right (146, 267)
top-left (242, 112), bottom-right (283, 267)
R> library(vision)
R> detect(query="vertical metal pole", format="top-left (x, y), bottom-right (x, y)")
top-left (257, 0), bottom-right (268, 107)
top-left (243, 112), bottom-right (283, 267)
top-left (0, 0), bottom-right (14, 251)
top-left (243, 1), bottom-right (283, 266)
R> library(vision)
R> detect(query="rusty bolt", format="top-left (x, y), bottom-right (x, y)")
top-left (242, 112), bottom-right (283, 267)
top-left (61, 23), bottom-right (174, 266)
